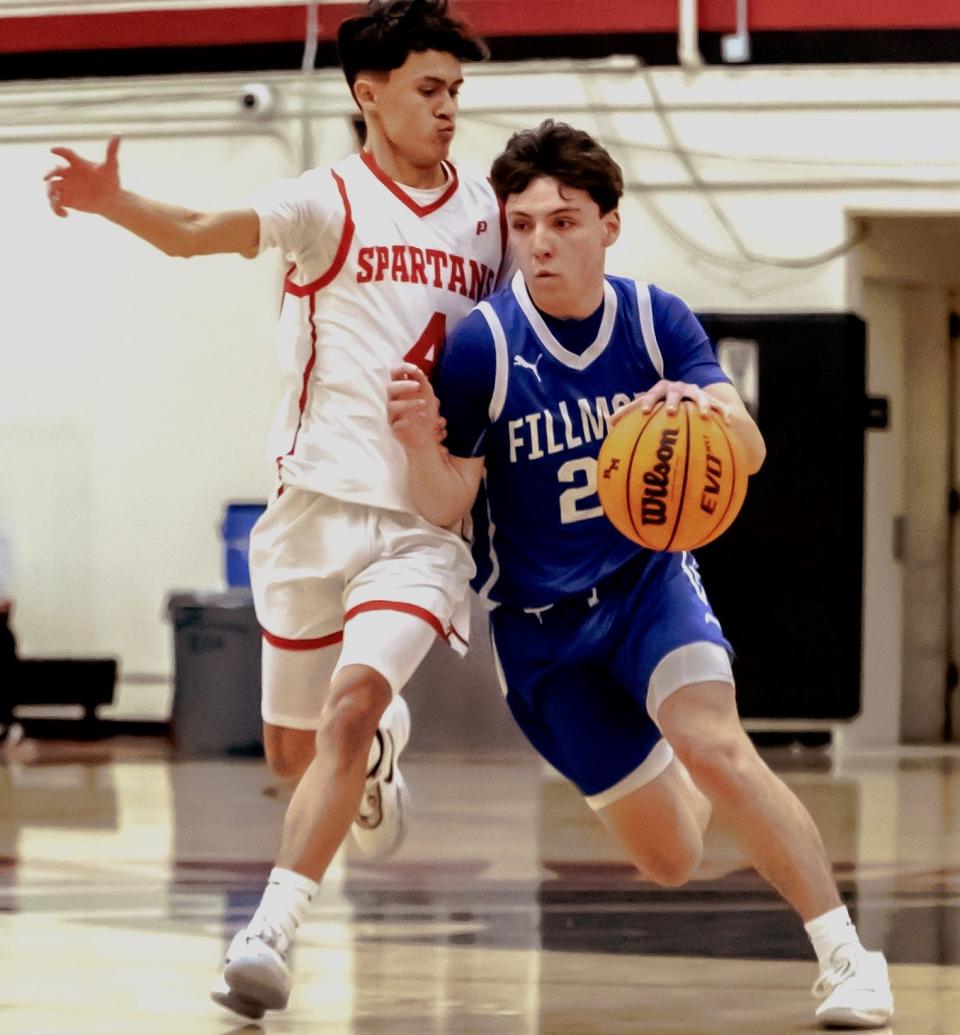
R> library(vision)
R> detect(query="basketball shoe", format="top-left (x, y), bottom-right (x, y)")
top-left (351, 694), bottom-right (411, 858)
top-left (210, 920), bottom-right (291, 1020)
top-left (813, 945), bottom-right (893, 1029)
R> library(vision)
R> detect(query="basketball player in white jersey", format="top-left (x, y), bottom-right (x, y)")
top-left (389, 121), bottom-right (894, 1029)
top-left (43, 1), bottom-right (508, 1019)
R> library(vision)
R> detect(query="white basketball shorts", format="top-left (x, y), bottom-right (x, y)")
top-left (249, 488), bottom-right (474, 730)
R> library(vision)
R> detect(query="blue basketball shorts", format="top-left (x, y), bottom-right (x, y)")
top-left (488, 551), bottom-right (733, 808)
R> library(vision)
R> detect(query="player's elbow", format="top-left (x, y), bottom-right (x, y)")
top-left (745, 433), bottom-right (766, 475)
top-left (420, 501), bottom-right (469, 528)
top-left (163, 214), bottom-right (213, 258)
top-left (162, 240), bottom-right (198, 258)
top-left (413, 488), bottom-right (471, 529)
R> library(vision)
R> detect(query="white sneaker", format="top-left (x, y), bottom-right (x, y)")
top-left (351, 695), bottom-right (411, 859)
top-left (210, 922), bottom-right (291, 1019)
top-left (813, 946), bottom-right (894, 1029)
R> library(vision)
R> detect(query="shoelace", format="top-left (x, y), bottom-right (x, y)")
top-left (812, 952), bottom-right (858, 998)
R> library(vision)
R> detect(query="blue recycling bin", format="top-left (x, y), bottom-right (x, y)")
top-left (221, 502), bottom-right (266, 588)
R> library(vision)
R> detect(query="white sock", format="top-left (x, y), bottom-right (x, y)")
top-left (249, 866), bottom-right (319, 946)
top-left (804, 905), bottom-right (862, 971)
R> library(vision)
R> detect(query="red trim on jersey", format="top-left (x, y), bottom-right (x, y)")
top-left (262, 627), bottom-right (344, 651)
top-left (449, 623), bottom-right (469, 650)
top-left (360, 150), bottom-right (460, 218)
top-left (344, 600), bottom-right (446, 640)
top-left (284, 291), bottom-right (318, 461)
top-left (283, 170), bottom-right (354, 298)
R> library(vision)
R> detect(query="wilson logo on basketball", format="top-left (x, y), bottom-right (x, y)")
top-left (640, 427), bottom-right (679, 526)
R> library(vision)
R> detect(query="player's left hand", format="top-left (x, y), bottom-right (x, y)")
top-left (387, 364), bottom-right (445, 450)
top-left (611, 379), bottom-right (735, 427)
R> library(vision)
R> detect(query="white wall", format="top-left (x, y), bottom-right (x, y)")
top-left (4, 60), bottom-right (960, 728)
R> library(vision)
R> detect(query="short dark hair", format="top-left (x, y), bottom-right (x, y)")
top-left (337, 0), bottom-right (488, 96)
top-left (490, 120), bottom-right (624, 216)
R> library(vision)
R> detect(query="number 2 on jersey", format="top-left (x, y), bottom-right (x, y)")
top-left (404, 312), bottom-right (447, 377)
top-left (558, 457), bottom-right (603, 524)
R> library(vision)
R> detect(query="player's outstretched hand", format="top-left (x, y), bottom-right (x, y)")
top-left (388, 364), bottom-right (445, 451)
top-left (44, 135), bottom-right (122, 218)
top-left (611, 378), bottom-right (735, 427)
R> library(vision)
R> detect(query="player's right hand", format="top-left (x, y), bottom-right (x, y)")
top-left (387, 364), bottom-right (445, 452)
top-left (44, 135), bottom-right (122, 218)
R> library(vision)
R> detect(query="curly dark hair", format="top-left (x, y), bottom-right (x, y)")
top-left (490, 120), bottom-right (624, 215)
top-left (337, 0), bottom-right (488, 95)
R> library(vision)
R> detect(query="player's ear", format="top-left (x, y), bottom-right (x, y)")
top-left (353, 74), bottom-right (379, 114)
top-left (601, 209), bottom-right (621, 248)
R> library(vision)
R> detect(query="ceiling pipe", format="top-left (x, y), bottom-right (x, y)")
top-left (677, 0), bottom-right (704, 69)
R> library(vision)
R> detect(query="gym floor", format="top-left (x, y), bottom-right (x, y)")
top-left (1, 736), bottom-right (958, 1034)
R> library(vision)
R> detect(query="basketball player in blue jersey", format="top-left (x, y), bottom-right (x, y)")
top-left (389, 120), bottom-right (893, 1029)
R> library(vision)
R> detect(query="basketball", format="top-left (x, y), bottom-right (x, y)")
top-left (597, 399), bottom-right (748, 552)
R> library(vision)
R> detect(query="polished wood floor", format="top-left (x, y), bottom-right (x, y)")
top-left (1, 736), bottom-right (958, 1033)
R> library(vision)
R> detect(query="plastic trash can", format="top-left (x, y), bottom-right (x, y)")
top-left (221, 502), bottom-right (267, 588)
top-left (167, 589), bottom-right (263, 757)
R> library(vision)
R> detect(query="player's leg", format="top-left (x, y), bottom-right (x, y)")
top-left (488, 591), bottom-right (710, 888)
top-left (342, 510), bottom-right (474, 859)
top-left (657, 679), bottom-right (892, 1028)
top-left (659, 678), bottom-right (839, 918)
top-left (215, 614), bottom-right (434, 1019)
top-left (211, 637), bottom-right (342, 1019)
top-left (593, 748), bottom-right (711, 887)
top-left (214, 503), bottom-right (470, 1019)
top-left (638, 553), bottom-right (892, 1029)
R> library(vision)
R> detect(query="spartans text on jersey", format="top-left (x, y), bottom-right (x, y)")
top-left (356, 245), bottom-right (496, 301)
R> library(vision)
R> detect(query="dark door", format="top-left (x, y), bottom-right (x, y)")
top-left (694, 313), bottom-right (867, 720)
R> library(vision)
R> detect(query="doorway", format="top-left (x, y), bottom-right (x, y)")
top-left (852, 215), bottom-right (960, 744)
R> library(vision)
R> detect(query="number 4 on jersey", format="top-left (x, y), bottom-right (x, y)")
top-left (404, 312), bottom-right (447, 377)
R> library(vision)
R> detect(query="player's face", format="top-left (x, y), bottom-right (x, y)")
top-left (356, 50), bottom-right (462, 173)
top-left (505, 177), bottom-right (620, 319)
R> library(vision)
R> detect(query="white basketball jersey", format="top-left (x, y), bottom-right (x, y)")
top-left (254, 151), bottom-right (508, 512)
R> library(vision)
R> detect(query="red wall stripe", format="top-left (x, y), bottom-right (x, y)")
top-left (4, 2), bottom-right (958, 57)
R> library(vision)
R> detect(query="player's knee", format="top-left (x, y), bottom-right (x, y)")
top-left (316, 675), bottom-right (388, 766)
top-left (672, 728), bottom-right (756, 799)
top-left (636, 842), bottom-right (701, 888)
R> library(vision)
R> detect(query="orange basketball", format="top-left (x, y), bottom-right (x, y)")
top-left (596, 399), bottom-right (748, 552)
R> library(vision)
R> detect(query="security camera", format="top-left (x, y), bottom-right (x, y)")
top-left (239, 82), bottom-right (275, 117)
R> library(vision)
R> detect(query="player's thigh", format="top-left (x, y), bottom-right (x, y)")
top-left (248, 489), bottom-right (363, 646)
top-left (335, 608), bottom-right (441, 696)
top-left (261, 636), bottom-right (341, 734)
top-left (490, 607), bottom-right (667, 803)
top-left (597, 758), bottom-right (707, 883)
top-left (612, 551), bottom-right (733, 726)
top-left (657, 677), bottom-right (755, 775)
top-left (346, 513), bottom-right (474, 650)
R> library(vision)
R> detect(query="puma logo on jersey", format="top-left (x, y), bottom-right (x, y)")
top-left (513, 354), bottom-right (543, 383)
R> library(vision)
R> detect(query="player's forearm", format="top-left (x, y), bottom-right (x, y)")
top-left (405, 445), bottom-right (476, 527)
top-left (99, 190), bottom-right (233, 257)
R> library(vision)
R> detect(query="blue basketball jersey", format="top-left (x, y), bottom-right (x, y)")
top-left (436, 271), bottom-right (730, 608)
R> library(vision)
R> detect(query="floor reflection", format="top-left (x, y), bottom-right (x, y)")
top-left (0, 743), bottom-right (959, 1032)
